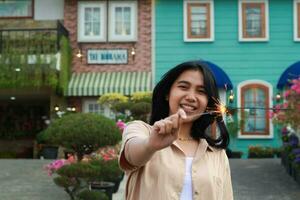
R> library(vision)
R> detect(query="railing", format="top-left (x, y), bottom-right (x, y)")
top-left (0, 20), bottom-right (69, 54)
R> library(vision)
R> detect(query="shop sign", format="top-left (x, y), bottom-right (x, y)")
top-left (87, 49), bottom-right (128, 64)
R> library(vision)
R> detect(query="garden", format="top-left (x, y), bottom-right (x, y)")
top-left (271, 77), bottom-right (300, 185)
top-left (37, 91), bottom-right (152, 200)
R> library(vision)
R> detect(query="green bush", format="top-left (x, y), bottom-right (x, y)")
top-left (248, 146), bottom-right (275, 158)
top-left (37, 113), bottom-right (121, 160)
top-left (77, 189), bottom-right (108, 200)
top-left (53, 159), bottom-right (120, 200)
top-left (131, 92), bottom-right (152, 103)
top-left (130, 102), bottom-right (151, 122)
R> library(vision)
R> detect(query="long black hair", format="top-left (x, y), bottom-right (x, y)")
top-left (150, 60), bottom-right (229, 149)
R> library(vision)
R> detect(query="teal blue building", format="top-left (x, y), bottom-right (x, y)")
top-left (153, 0), bottom-right (300, 157)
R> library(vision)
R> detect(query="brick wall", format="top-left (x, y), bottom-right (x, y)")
top-left (64, 0), bottom-right (152, 73)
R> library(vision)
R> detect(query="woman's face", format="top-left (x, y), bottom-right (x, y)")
top-left (168, 69), bottom-right (208, 120)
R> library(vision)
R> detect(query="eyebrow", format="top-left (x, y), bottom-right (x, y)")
top-left (176, 80), bottom-right (205, 88)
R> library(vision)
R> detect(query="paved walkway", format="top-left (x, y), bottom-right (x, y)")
top-left (0, 159), bottom-right (299, 200)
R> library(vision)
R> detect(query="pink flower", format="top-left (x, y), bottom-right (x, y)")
top-left (116, 120), bottom-right (126, 133)
top-left (44, 159), bottom-right (70, 176)
top-left (284, 90), bottom-right (291, 98)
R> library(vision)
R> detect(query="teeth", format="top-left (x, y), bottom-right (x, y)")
top-left (181, 104), bottom-right (196, 111)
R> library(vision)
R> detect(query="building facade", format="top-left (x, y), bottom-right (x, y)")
top-left (0, 0), bottom-right (68, 157)
top-left (64, 0), bottom-right (152, 117)
top-left (153, 0), bottom-right (300, 156)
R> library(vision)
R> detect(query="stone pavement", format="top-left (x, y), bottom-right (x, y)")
top-left (0, 159), bottom-right (299, 200)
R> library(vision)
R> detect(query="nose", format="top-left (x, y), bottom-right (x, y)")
top-left (185, 92), bottom-right (196, 102)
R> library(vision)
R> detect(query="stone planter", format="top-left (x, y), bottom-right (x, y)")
top-left (40, 146), bottom-right (58, 159)
top-left (91, 181), bottom-right (115, 200)
top-left (111, 173), bottom-right (124, 193)
top-left (226, 148), bottom-right (243, 159)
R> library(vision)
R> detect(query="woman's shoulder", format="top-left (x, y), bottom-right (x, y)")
top-left (127, 120), bottom-right (152, 128)
top-left (125, 120), bottom-right (152, 134)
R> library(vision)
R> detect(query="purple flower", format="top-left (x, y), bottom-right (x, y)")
top-left (289, 134), bottom-right (299, 147)
top-left (294, 157), bottom-right (300, 164)
top-left (292, 148), bottom-right (300, 155)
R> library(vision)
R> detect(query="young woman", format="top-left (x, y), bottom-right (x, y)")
top-left (119, 61), bottom-right (233, 200)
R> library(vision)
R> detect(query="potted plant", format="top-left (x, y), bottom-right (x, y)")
top-left (36, 131), bottom-right (59, 159)
top-left (40, 113), bottom-right (122, 200)
top-left (248, 145), bottom-right (274, 158)
top-left (90, 146), bottom-right (124, 193)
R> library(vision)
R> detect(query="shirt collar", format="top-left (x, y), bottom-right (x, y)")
top-left (200, 138), bottom-right (216, 152)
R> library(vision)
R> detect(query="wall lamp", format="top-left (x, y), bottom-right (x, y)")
top-left (131, 47), bottom-right (136, 61)
top-left (275, 92), bottom-right (281, 103)
top-left (228, 90), bottom-right (234, 104)
top-left (76, 43), bottom-right (83, 61)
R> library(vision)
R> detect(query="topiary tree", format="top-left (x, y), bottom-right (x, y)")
top-left (41, 113), bottom-right (122, 200)
top-left (127, 92), bottom-right (152, 122)
top-left (37, 113), bottom-right (121, 161)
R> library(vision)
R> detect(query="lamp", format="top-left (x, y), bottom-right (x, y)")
top-left (229, 90), bottom-right (234, 103)
top-left (275, 92), bottom-right (281, 103)
top-left (67, 106), bottom-right (76, 112)
top-left (54, 105), bottom-right (60, 112)
top-left (76, 43), bottom-right (83, 59)
top-left (76, 49), bottom-right (82, 58)
top-left (131, 47), bottom-right (136, 61)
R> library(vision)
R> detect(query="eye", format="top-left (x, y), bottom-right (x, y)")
top-left (178, 85), bottom-right (188, 89)
top-left (197, 89), bottom-right (206, 94)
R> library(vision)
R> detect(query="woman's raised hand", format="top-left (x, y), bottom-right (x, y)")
top-left (147, 109), bottom-right (187, 151)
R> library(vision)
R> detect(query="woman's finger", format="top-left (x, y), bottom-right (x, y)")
top-left (164, 119), bottom-right (173, 134)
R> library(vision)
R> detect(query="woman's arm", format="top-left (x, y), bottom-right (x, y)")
top-left (123, 109), bottom-right (186, 167)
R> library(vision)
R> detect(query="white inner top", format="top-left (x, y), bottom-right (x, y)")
top-left (180, 157), bottom-right (194, 200)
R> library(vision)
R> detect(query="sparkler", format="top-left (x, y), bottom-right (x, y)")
top-left (205, 97), bottom-right (229, 117)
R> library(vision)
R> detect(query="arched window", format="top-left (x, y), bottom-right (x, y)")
top-left (238, 81), bottom-right (273, 138)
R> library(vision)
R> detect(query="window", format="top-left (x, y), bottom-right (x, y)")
top-left (184, 0), bottom-right (214, 42)
top-left (238, 81), bottom-right (273, 138)
top-left (0, 0), bottom-right (33, 18)
top-left (82, 99), bottom-right (115, 119)
top-left (78, 1), bottom-right (137, 42)
top-left (294, 0), bottom-right (300, 41)
top-left (78, 2), bottom-right (106, 42)
top-left (109, 1), bottom-right (137, 41)
top-left (239, 0), bottom-right (269, 41)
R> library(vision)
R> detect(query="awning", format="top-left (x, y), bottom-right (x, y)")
top-left (202, 61), bottom-right (233, 90)
top-left (67, 71), bottom-right (152, 96)
top-left (277, 61), bottom-right (300, 89)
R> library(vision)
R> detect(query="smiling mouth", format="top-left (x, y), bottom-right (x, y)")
top-left (180, 104), bottom-right (197, 113)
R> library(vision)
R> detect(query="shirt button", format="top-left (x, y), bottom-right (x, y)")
top-left (194, 191), bottom-right (199, 195)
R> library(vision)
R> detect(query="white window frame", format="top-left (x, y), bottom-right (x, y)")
top-left (294, 0), bottom-right (300, 41)
top-left (237, 80), bottom-right (274, 139)
top-left (238, 0), bottom-right (269, 42)
top-left (108, 1), bottom-right (138, 42)
top-left (183, 0), bottom-right (214, 42)
top-left (82, 99), bottom-right (115, 119)
top-left (77, 1), bottom-right (106, 42)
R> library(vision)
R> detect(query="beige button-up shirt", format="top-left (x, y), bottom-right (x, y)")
top-left (119, 121), bottom-right (234, 200)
